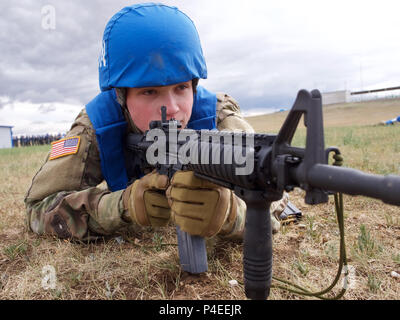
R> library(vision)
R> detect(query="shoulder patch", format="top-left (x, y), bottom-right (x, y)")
top-left (49, 136), bottom-right (81, 160)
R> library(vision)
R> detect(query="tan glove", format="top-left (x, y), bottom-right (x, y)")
top-left (123, 170), bottom-right (170, 227)
top-left (166, 171), bottom-right (237, 238)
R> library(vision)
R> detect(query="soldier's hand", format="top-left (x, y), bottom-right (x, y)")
top-left (124, 170), bottom-right (170, 227)
top-left (166, 171), bottom-right (236, 238)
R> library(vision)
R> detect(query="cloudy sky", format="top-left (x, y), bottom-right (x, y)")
top-left (1, 0), bottom-right (400, 135)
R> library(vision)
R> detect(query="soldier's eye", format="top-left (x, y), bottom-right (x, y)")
top-left (142, 89), bottom-right (156, 96)
top-left (177, 84), bottom-right (188, 91)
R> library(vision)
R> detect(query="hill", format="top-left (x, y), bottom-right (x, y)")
top-left (245, 98), bottom-right (400, 133)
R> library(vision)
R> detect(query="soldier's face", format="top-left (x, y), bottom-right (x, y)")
top-left (126, 80), bottom-right (194, 132)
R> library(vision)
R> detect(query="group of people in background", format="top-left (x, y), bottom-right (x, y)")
top-left (12, 133), bottom-right (65, 147)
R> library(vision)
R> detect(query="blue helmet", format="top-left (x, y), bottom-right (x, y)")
top-left (98, 3), bottom-right (208, 91)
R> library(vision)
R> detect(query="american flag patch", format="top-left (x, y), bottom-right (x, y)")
top-left (49, 136), bottom-right (81, 160)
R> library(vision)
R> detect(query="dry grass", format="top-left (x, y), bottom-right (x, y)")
top-left (0, 98), bottom-right (400, 300)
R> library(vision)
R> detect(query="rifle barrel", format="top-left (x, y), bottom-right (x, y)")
top-left (304, 164), bottom-right (400, 206)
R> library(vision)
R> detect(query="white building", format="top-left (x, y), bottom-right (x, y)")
top-left (0, 125), bottom-right (13, 148)
top-left (321, 90), bottom-right (350, 105)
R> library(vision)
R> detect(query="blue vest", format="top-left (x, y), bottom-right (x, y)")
top-left (86, 86), bottom-right (217, 191)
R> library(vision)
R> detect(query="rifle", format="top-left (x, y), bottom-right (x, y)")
top-left (126, 89), bottom-right (400, 300)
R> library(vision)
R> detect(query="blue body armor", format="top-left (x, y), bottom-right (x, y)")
top-left (86, 86), bottom-right (217, 191)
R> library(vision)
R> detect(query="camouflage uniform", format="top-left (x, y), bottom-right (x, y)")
top-left (25, 92), bottom-right (283, 241)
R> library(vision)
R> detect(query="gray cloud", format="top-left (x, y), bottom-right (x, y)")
top-left (38, 104), bottom-right (56, 113)
top-left (1, 0), bottom-right (399, 134)
top-left (0, 0), bottom-right (124, 107)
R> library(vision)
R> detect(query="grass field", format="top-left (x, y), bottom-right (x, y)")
top-left (0, 98), bottom-right (399, 300)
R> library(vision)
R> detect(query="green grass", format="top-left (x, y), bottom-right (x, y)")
top-left (3, 240), bottom-right (29, 260)
top-left (0, 144), bottom-right (50, 156)
top-left (293, 258), bottom-right (309, 276)
top-left (367, 274), bottom-right (382, 293)
top-left (356, 224), bottom-right (382, 258)
top-left (290, 125), bottom-right (400, 174)
top-left (0, 145), bottom-right (49, 176)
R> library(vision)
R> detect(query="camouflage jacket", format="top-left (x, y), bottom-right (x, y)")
top-left (24, 92), bottom-right (255, 240)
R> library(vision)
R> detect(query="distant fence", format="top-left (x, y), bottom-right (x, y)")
top-left (12, 134), bottom-right (65, 147)
top-left (350, 86), bottom-right (400, 103)
top-left (322, 86), bottom-right (400, 105)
